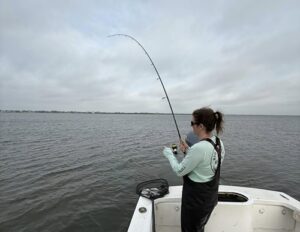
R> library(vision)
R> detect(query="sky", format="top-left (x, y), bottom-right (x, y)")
top-left (0, 0), bottom-right (299, 115)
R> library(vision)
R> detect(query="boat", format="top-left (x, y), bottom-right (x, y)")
top-left (128, 184), bottom-right (300, 232)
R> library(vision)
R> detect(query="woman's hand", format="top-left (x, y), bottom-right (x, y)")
top-left (163, 147), bottom-right (173, 158)
top-left (179, 139), bottom-right (189, 154)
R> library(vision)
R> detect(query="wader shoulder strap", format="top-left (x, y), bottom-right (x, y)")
top-left (202, 137), bottom-right (222, 172)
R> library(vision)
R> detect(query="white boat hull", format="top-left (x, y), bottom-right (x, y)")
top-left (128, 185), bottom-right (300, 232)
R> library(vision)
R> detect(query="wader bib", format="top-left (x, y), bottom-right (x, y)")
top-left (181, 137), bottom-right (222, 232)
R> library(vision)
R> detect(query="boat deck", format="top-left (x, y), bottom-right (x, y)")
top-left (128, 185), bottom-right (300, 232)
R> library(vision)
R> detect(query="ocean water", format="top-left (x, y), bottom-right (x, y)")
top-left (0, 112), bottom-right (299, 232)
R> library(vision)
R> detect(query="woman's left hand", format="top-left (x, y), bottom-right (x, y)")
top-left (163, 147), bottom-right (173, 158)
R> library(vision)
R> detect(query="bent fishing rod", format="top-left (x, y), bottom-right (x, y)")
top-left (108, 34), bottom-right (182, 141)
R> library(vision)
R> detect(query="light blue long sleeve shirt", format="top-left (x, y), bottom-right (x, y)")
top-left (163, 136), bottom-right (225, 183)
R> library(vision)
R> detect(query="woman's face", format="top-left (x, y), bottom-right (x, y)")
top-left (191, 116), bottom-right (198, 134)
top-left (192, 115), bottom-right (206, 137)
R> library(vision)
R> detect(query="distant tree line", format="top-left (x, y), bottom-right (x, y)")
top-left (0, 110), bottom-right (184, 115)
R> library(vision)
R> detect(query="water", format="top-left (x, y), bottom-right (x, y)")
top-left (0, 112), bottom-right (299, 232)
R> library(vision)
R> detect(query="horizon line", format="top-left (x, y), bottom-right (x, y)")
top-left (0, 109), bottom-right (299, 117)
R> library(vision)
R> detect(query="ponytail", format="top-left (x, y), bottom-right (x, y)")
top-left (214, 111), bottom-right (224, 135)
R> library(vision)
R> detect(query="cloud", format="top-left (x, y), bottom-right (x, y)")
top-left (0, 0), bottom-right (299, 115)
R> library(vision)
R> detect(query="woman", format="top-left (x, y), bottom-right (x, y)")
top-left (163, 107), bottom-right (225, 232)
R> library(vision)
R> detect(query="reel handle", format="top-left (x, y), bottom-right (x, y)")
top-left (171, 144), bottom-right (178, 155)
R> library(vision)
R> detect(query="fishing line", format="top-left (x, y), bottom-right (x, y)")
top-left (108, 34), bottom-right (182, 141)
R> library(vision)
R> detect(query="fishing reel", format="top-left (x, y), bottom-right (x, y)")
top-left (171, 144), bottom-right (178, 155)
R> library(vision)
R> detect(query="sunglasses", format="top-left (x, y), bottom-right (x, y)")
top-left (191, 121), bottom-right (199, 126)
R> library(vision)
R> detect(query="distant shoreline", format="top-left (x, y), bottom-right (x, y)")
top-left (0, 110), bottom-right (299, 116)
top-left (0, 110), bottom-right (182, 115)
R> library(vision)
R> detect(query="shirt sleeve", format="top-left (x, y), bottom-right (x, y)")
top-left (163, 145), bottom-right (203, 177)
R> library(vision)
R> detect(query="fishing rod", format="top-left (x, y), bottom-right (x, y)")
top-left (108, 34), bottom-right (182, 141)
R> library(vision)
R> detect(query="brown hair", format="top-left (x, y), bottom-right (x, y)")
top-left (192, 107), bottom-right (224, 135)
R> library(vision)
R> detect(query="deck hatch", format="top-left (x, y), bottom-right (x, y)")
top-left (218, 192), bottom-right (248, 202)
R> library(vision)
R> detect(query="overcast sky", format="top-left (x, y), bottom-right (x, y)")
top-left (0, 0), bottom-right (299, 115)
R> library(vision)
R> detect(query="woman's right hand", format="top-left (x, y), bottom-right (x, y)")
top-left (179, 139), bottom-right (189, 154)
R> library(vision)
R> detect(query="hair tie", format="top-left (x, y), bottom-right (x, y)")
top-left (214, 112), bottom-right (218, 120)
